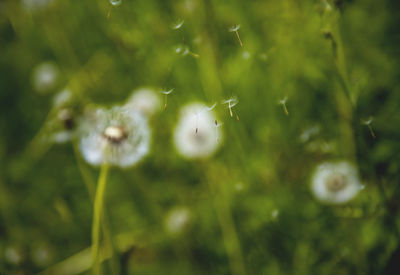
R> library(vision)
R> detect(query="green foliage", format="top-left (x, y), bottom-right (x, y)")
top-left (1, 0), bottom-right (400, 274)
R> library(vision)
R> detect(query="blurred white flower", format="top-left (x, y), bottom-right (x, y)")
top-left (311, 161), bottom-right (362, 204)
top-left (5, 246), bottom-right (24, 265)
top-left (164, 206), bottom-right (192, 236)
top-left (79, 106), bottom-right (150, 167)
top-left (125, 87), bottom-right (161, 117)
top-left (174, 102), bottom-right (222, 159)
top-left (32, 62), bottom-right (59, 94)
top-left (31, 244), bottom-right (53, 267)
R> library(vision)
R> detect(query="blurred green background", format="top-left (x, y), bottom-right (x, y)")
top-left (1, 0), bottom-right (400, 274)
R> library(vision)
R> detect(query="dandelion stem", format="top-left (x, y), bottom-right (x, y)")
top-left (92, 162), bottom-right (110, 275)
top-left (328, 14), bottom-right (356, 160)
top-left (235, 31), bottom-right (243, 47)
top-left (73, 143), bottom-right (119, 275)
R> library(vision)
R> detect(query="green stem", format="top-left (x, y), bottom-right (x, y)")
top-left (73, 143), bottom-right (119, 274)
top-left (328, 16), bottom-right (356, 160)
top-left (92, 162), bottom-right (110, 275)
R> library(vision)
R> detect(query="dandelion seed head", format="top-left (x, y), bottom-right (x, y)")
top-left (5, 246), bottom-right (24, 266)
top-left (79, 106), bottom-right (150, 167)
top-left (311, 161), bottom-right (362, 204)
top-left (32, 62), bottom-right (59, 94)
top-left (125, 87), bottom-right (161, 116)
top-left (164, 206), bottom-right (192, 236)
top-left (174, 102), bottom-right (222, 159)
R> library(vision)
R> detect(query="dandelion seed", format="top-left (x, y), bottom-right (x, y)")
top-left (79, 106), bottom-right (150, 167)
top-left (32, 61), bottom-right (59, 94)
top-left (107, 0), bottom-right (121, 18)
top-left (160, 88), bottom-right (174, 110)
top-left (174, 44), bottom-right (199, 58)
top-left (174, 102), bottom-right (222, 159)
top-left (125, 87), bottom-right (161, 117)
top-left (222, 97), bottom-right (238, 118)
top-left (109, 0), bottom-right (121, 6)
top-left (279, 96), bottom-right (289, 116)
top-left (311, 161), bottom-right (362, 204)
top-left (172, 19), bottom-right (184, 30)
top-left (229, 24), bottom-right (243, 47)
top-left (361, 117), bottom-right (376, 139)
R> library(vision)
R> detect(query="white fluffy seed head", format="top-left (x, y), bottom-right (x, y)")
top-left (31, 62), bottom-right (59, 94)
top-left (79, 106), bottom-right (150, 168)
top-left (174, 102), bottom-right (222, 159)
top-left (164, 207), bottom-right (192, 236)
top-left (311, 161), bottom-right (362, 204)
top-left (125, 87), bottom-right (161, 117)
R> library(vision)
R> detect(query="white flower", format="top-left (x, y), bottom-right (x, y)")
top-left (311, 161), bottom-right (362, 204)
top-left (79, 106), bottom-right (150, 167)
top-left (125, 87), bottom-right (161, 117)
top-left (164, 206), bottom-right (192, 236)
top-left (32, 62), bottom-right (59, 93)
top-left (31, 62), bottom-right (59, 94)
top-left (174, 102), bottom-right (222, 159)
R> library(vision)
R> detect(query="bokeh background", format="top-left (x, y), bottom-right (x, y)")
top-left (1, 0), bottom-right (400, 274)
